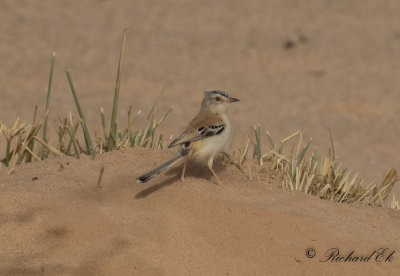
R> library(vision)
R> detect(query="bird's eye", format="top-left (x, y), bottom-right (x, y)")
top-left (215, 96), bottom-right (221, 101)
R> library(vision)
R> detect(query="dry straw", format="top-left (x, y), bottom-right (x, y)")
top-left (224, 127), bottom-right (398, 210)
top-left (388, 194), bottom-right (400, 210)
top-left (252, 128), bottom-right (398, 207)
top-left (0, 29), bottom-right (170, 169)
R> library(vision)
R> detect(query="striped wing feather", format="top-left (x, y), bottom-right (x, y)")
top-left (168, 112), bottom-right (225, 148)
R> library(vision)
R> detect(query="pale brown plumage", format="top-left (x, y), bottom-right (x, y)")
top-left (168, 111), bottom-right (225, 149)
top-left (136, 90), bottom-right (239, 185)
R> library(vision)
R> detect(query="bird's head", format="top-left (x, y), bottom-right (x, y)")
top-left (201, 90), bottom-right (239, 114)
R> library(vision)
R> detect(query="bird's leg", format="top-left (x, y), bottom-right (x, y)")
top-left (181, 158), bottom-right (188, 182)
top-left (207, 158), bottom-right (222, 185)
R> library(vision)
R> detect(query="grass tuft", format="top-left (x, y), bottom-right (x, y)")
top-left (224, 127), bottom-right (398, 211)
top-left (255, 128), bottom-right (398, 207)
top-left (65, 69), bottom-right (95, 159)
top-left (0, 110), bottom-right (59, 168)
top-left (0, 30), bottom-right (170, 169)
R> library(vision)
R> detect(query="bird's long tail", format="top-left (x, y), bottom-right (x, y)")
top-left (136, 154), bottom-right (184, 183)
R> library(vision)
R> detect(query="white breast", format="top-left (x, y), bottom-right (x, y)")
top-left (190, 114), bottom-right (231, 162)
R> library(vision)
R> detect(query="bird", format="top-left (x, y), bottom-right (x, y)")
top-left (136, 90), bottom-right (239, 185)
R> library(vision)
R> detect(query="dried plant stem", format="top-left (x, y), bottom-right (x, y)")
top-left (41, 52), bottom-right (56, 160)
top-left (97, 166), bottom-right (105, 189)
top-left (33, 136), bottom-right (62, 156)
top-left (222, 151), bottom-right (251, 179)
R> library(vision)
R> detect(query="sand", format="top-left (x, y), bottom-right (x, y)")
top-left (1, 0), bottom-right (400, 274)
top-left (0, 149), bottom-right (399, 275)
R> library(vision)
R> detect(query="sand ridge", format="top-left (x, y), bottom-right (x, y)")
top-left (0, 149), bottom-right (399, 275)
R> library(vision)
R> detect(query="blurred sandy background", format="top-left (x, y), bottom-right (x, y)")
top-left (2, 0), bottom-right (400, 186)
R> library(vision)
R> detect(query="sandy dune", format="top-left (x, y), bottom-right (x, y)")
top-left (0, 149), bottom-right (399, 275)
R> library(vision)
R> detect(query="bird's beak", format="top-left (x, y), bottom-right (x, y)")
top-left (227, 97), bottom-right (239, 102)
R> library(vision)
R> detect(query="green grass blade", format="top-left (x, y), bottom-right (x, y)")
top-left (158, 134), bottom-right (162, 149)
top-left (19, 125), bottom-right (42, 164)
top-left (253, 125), bottom-right (262, 165)
top-left (100, 107), bottom-right (107, 140)
top-left (329, 128), bottom-right (335, 162)
top-left (311, 148), bottom-right (318, 168)
top-left (65, 69), bottom-right (95, 159)
top-left (146, 83), bottom-right (168, 121)
top-left (66, 120), bottom-right (80, 154)
top-left (41, 52), bottom-right (55, 160)
top-left (157, 105), bottom-right (173, 125)
top-left (130, 130), bottom-right (140, 147)
top-left (128, 110), bottom-right (141, 139)
top-left (25, 139), bottom-right (36, 163)
top-left (127, 105), bottom-right (132, 129)
top-left (144, 106), bottom-right (173, 140)
top-left (67, 127), bottom-right (80, 158)
top-left (5, 139), bottom-right (10, 167)
top-left (296, 139), bottom-right (312, 167)
top-left (265, 130), bottom-right (275, 149)
top-left (109, 28), bottom-right (127, 151)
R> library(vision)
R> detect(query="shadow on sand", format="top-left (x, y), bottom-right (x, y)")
top-left (134, 158), bottom-right (226, 199)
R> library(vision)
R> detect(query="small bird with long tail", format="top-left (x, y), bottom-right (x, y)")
top-left (136, 90), bottom-right (239, 185)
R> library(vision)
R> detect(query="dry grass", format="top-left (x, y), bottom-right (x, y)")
top-left (224, 127), bottom-right (399, 210)
top-left (1, 29), bottom-right (398, 212)
top-left (0, 105), bottom-right (170, 167)
top-left (389, 194), bottom-right (400, 210)
top-left (0, 113), bottom-right (62, 169)
top-left (0, 30), bottom-right (171, 169)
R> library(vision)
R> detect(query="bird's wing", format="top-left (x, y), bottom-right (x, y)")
top-left (168, 112), bottom-right (225, 148)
